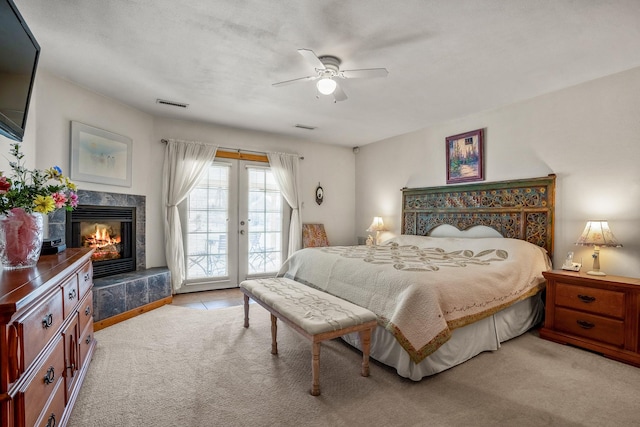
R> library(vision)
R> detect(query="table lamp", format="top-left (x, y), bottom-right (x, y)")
top-left (575, 220), bottom-right (622, 276)
top-left (366, 217), bottom-right (386, 245)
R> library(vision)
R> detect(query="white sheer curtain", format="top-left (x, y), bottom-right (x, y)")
top-left (267, 152), bottom-right (302, 257)
top-left (162, 139), bottom-right (218, 292)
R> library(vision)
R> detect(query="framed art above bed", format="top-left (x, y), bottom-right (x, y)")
top-left (401, 174), bottom-right (556, 257)
top-left (446, 128), bottom-right (484, 184)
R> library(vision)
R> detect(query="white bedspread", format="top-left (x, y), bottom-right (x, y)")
top-left (279, 236), bottom-right (551, 363)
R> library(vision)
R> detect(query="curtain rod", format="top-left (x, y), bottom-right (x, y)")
top-left (160, 139), bottom-right (303, 160)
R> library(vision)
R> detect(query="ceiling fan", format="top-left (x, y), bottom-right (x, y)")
top-left (272, 49), bottom-right (388, 102)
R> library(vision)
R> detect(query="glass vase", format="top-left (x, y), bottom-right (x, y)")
top-left (0, 208), bottom-right (44, 270)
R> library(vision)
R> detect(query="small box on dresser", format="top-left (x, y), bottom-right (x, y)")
top-left (540, 270), bottom-right (640, 368)
top-left (0, 248), bottom-right (96, 427)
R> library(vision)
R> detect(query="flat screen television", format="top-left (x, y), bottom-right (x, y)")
top-left (0, 0), bottom-right (40, 142)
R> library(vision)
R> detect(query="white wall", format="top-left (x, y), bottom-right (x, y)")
top-left (22, 71), bottom-right (355, 268)
top-left (356, 66), bottom-right (640, 278)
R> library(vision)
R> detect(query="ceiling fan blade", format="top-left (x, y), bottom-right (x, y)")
top-left (333, 84), bottom-right (348, 102)
top-left (272, 75), bottom-right (317, 87)
top-left (298, 48), bottom-right (326, 70)
top-left (341, 68), bottom-right (389, 79)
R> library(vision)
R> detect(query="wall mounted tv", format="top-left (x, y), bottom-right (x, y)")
top-left (0, 0), bottom-right (40, 142)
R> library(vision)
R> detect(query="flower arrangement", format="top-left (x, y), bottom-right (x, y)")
top-left (0, 142), bottom-right (78, 215)
top-left (0, 142), bottom-right (78, 268)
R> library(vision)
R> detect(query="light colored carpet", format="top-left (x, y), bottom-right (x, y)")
top-left (69, 304), bottom-right (640, 427)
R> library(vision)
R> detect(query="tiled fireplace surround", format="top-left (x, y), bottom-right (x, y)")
top-left (48, 190), bottom-right (172, 329)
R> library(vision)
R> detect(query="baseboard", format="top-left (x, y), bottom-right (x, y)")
top-left (93, 296), bottom-right (173, 331)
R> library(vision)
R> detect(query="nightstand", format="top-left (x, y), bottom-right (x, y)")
top-left (540, 270), bottom-right (640, 367)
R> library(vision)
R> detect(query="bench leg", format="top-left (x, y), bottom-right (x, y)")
top-left (243, 294), bottom-right (250, 328)
top-left (359, 328), bottom-right (372, 377)
top-left (270, 314), bottom-right (278, 355)
top-left (311, 341), bottom-right (321, 396)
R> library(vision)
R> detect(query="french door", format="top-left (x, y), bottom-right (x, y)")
top-left (178, 159), bottom-right (288, 293)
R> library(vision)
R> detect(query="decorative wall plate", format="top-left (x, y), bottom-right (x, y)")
top-left (315, 184), bottom-right (324, 205)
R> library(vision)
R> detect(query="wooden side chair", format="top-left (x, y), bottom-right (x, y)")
top-left (302, 223), bottom-right (329, 248)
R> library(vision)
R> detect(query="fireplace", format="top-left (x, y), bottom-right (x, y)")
top-left (67, 206), bottom-right (136, 278)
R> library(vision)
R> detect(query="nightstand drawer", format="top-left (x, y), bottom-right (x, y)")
top-left (555, 307), bottom-right (625, 347)
top-left (556, 282), bottom-right (625, 319)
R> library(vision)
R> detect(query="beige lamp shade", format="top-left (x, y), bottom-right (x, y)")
top-left (575, 220), bottom-right (622, 248)
top-left (575, 220), bottom-right (622, 276)
top-left (366, 217), bottom-right (386, 245)
top-left (367, 217), bottom-right (386, 232)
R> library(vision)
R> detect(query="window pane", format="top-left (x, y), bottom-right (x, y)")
top-left (265, 192), bottom-right (282, 211)
top-left (265, 213), bottom-right (281, 232)
top-left (265, 173), bottom-right (279, 191)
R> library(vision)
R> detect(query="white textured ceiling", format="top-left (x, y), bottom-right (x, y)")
top-left (14, 0), bottom-right (640, 147)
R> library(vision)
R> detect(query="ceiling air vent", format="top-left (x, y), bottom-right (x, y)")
top-left (156, 99), bottom-right (189, 108)
top-left (295, 124), bottom-right (316, 130)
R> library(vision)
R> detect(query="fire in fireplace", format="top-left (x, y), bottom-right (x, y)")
top-left (81, 221), bottom-right (123, 261)
top-left (67, 206), bottom-right (136, 278)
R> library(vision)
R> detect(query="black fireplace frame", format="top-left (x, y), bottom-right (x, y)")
top-left (66, 205), bottom-right (137, 278)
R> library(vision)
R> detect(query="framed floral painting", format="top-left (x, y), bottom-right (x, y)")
top-left (446, 128), bottom-right (484, 184)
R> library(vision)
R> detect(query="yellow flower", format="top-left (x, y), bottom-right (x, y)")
top-left (33, 195), bottom-right (56, 214)
top-left (65, 177), bottom-right (77, 191)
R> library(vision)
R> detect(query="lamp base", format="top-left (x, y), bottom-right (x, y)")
top-left (587, 270), bottom-right (606, 276)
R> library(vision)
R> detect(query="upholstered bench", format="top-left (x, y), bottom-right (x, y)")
top-left (240, 277), bottom-right (377, 396)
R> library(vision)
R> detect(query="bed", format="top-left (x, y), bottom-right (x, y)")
top-left (279, 175), bottom-right (556, 380)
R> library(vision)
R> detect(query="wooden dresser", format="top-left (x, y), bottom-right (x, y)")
top-left (540, 270), bottom-right (640, 368)
top-left (1, 248), bottom-right (96, 427)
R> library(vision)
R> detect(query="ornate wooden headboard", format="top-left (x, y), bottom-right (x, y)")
top-left (401, 174), bottom-right (556, 256)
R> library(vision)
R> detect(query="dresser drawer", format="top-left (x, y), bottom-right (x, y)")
top-left (78, 291), bottom-right (94, 334)
top-left (79, 320), bottom-right (95, 369)
top-left (17, 290), bottom-right (64, 373)
top-left (62, 274), bottom-right (80, 319)
top-left (555, 307), bottom-right (625, 347)
top-left (20, 336), bottom-right (65, 427)
top-left (33, 379), bottom-right (66, 427)
top-left (78, 261), bottom-right (93, 300)
top-left (555, 282), bottom-right (625, 319)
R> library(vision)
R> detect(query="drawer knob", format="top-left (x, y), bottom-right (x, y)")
top-left (68, 288), bottom-right (77, 300)
top-left (577, 294), bottom-right (596, 303)
top-left (85, 305), bottom-right (91, 316)
top-left (46, 413), bottom-right (56, 427)
top-left (84, 273), bottom-right (90, 282)
top-left (42, 313), bottom-right (53, 329)
top-left (43, 366), bottom-right (55, 384)
top-left (85, 334), bottom-right (92, 345)
top-left (577, 320), bottom-right (595, 329)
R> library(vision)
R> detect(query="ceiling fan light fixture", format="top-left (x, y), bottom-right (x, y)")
top-left (316, 77), bottom-right (337, 95)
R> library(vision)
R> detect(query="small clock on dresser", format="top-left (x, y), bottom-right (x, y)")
top-left (539, 269), bottom-right (640, 368)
